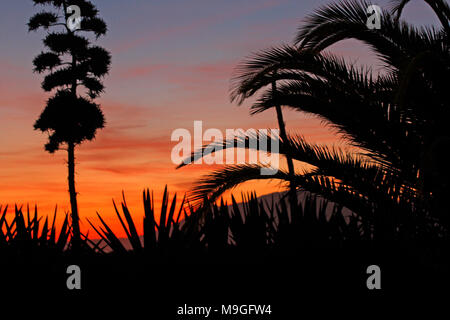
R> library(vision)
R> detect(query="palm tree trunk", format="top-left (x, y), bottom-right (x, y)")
top-left (272, 80), bottom-right (298, 215)
top-left (68, 140), bottom-right (81, 250)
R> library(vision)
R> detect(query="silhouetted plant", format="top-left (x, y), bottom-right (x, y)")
top-left (28, 0), bottom-right (111, 249)
top-left (179, 0), bottom-right (449, 240)
top-left (0, 204), bottom-right (71, 256)
top-left (87, 187), bottom-right (204, 256)
top-left (86, 188), bottom-right (360, 257)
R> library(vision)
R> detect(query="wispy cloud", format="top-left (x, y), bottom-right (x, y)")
top-left (112, 0), bottom-right (289, 53)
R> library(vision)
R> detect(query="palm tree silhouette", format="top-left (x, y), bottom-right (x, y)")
top-left (180, 0), bottom-right (449, 237)
top-left (231, 66), bottom-right (298, 211)
top-left (391, 0), bottom-right (449, 34)
top-left (28, 0), bottom-right (111, 249)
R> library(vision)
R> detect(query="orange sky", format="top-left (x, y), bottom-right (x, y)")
top-left (0, 0), bottom-right (440, 237)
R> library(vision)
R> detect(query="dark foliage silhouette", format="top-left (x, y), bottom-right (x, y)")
top-left (179, 0), bottom-right (450, 242)
top-left (29, 0), bottom-right (111, 249)
top-left (0, 0), bottom-right (448, 298)
top-left (0, 204), bottom-right (70, 255)
top-left (86, 187), bottom-right (360, 258)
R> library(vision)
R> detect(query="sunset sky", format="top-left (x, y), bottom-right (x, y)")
top-left (0, 0), bottom-right (440, 236)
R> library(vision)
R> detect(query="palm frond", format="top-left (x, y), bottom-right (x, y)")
top-left (391, 0), bottom-right (450, 33)
top-left (295, 0), bottom-right (445, 68)
top-left (188, 164), bottom-right (292, 205)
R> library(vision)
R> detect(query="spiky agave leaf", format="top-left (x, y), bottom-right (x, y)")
top-left (0, 204), bottom-right (72, 253)
top-left (91, 187), bottom-right (193, 254)
top-left (87, 213), bottom-right (128, 253)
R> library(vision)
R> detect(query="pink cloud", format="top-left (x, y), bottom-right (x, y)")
top-left (116, 64), bottom-right (169, 79)
top-left (112, 0), bottom-right (289, 53)
top-left (116, 60), bottom-right (235, 81)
